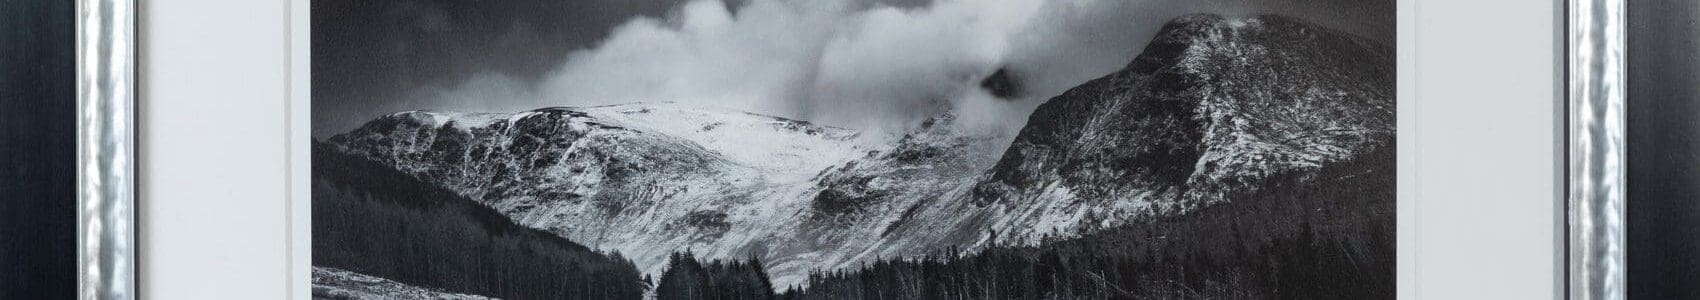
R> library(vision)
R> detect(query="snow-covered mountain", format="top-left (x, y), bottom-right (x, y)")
top-left (968, 13), bottom-right (1395, 243)
top-left (326, 102), bottom-right (881, 285)
top-left (320, 13), bottom-right (1393, 288)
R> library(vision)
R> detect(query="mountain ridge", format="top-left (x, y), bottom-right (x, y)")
top-left (317, 13), bottom-right (1394, 289)
top-left (974, 13), bottom-right (1393, 214)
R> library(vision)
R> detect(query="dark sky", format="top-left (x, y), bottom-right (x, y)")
top-left (312, 0), bottom-right (681, 137)
top-left (312, 0), bottom-right (1393, 138)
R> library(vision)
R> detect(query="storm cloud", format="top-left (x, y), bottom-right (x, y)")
top-left (313, 0), bottom-right (1391, 138)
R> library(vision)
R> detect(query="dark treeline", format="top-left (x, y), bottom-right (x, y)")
top-left (312, 142), bottom-right (646, 299)
top-left (777, 145), bottom-right (1394, 299)
top-left (655, 251), bottom-right (778, 300)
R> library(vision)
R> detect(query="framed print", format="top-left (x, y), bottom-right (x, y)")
top-left (292, 0), bottom-right (1407, 298)
top-left (1565, 0), bottom-right (1626, 299)
top-left (77, 0), bottom-right (139, 298)
top-left (1562, 0), bottom-right (1700, 298)
top-left (2, 0), bottom-right (135, 298)
top-left (1554, 0), bottom-right (1700, 299)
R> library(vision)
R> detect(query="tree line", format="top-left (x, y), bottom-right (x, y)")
top-left (312, 138), bottom-right (1391, 299)
top-left (313, 142), bottom-right (647, 299)
top-left (656, 145), bottom-right (1394, 299)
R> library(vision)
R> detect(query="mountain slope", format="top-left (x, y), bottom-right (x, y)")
top-left (741, 13), bottom-right (1396, 277)
top-left (799, 14), bottom-right (1395, 261)
top-left (783, 145), bottom-right (1395, 299)
top-left (960, 14), bottom-right (1394, 243)
top-left (312, 142), bottom-right (646, 299)
top-left (320, 13), bottom-right (1394, 289)
top-left (327, 102), bottom-right (894, 286)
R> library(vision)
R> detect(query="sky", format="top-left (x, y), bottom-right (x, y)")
top-left (311, 0), bottom-right (1393, 138)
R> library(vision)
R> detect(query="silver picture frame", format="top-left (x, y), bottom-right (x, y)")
top-left (1567, 0), bottom-right (1626, 299)
top-left (76, 0), bottom-right (136, 299)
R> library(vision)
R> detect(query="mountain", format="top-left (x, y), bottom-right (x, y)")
top-left (965, 13), bottom-right (1394, 243)
top-left (319, 13), bottom-right (1394, 290)
top-left (312, 141), bottom-right (646, 299)
top-left (781, 144), bottom-right (1395, 299)
top-left (783, 13), bottom-right (1395, 262)
top-left (706, 14), bottom-right (1394, 298)
top-left (326, 103), bottom-right (898, 287)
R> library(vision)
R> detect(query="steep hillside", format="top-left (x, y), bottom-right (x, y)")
top-left (327, 103), bottom-right (890, 286)
top-left (312, 142), bottom-right (646, 299)
top-left (963, 13), bottom-right (1394, 242)
top-left (784, 145), bottom-right (1394, 299)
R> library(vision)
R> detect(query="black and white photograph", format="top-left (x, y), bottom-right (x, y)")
top-left (308, 0), bottom-right (1396, 298)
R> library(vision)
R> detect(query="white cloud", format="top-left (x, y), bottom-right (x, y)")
top-left (422, 0), bottom-right (1388, 138)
